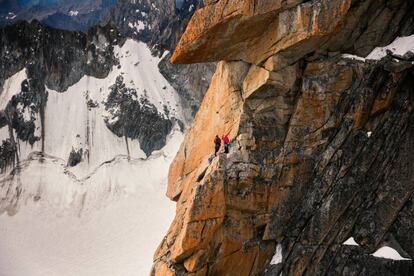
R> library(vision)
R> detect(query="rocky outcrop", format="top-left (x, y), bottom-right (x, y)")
top-left (153, 0), bottom-right (414, 275)
top-left (104, 76), bottom-right (173, 156)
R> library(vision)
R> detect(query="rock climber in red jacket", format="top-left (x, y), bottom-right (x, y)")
top-left (222, 131), bottom-right (230, 154)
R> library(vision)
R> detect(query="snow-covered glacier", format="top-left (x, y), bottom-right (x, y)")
top-left (0, 34), bottom-right (181, 275)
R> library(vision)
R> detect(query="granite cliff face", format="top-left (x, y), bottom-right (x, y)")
top-left (152, 0), bottom-right (414, 275)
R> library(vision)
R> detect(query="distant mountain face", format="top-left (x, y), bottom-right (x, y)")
top-left (0, 20), bottom-right (185, 217)
top-left (0, 0), bottom-right (215, 119)
top-left (0, 0), bottom-right (213, 211)
top-left (0, 20), bottom-right (182, 162)
top-left (0, 18), bottom-right (185, 275)
top-left (106, 0), bottom-right (201, 50)
top-left (8, 0), bottom-right (116, 8)
top-left (0, 0), bottom-right (213, 176)
top-left (0, 0), bottom-right (194, 33)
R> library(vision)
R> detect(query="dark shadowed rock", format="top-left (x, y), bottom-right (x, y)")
top-left (104, 76), bottom-right (173, 156)
top-left (67, 147), bottom-right (83, 167)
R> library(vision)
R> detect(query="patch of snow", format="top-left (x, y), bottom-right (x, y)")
top-left (69, 10), bottom-right (79, 17)
top-left (367, 131), bottom-right (372, 137)
top-left (5, 12), bottom-right (16, 20)
top-left (366, 35), bottom-right (414, 60)
top-left (16, 102), bottom-right (32, 121)
top-left (161, 50), bottom-right (170, 60)
top-left (270, 243), bottom-right (283, 265)
top-left (343, 35), bottom-right (414, 62)
top-left (343, 237), bottom-right (359, 246)
top-left (342, 54), bottom-right (366, 62)
top-left (91, 33), bottom-right (109, 51)
top-left (189, 4), bottom-right (195, 12)
top-left (372, 246), bottom-right (411, 261)
top-left (0, 69), bottom-right (27, 111)
top-left (0, 126), bottom-right (9, 140)
top-left (128, 21), bottom-right (145, 32)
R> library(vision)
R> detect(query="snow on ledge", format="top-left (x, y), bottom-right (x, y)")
top-left (270, 243), bottom-right (283, 265)
top-left (343, 237), bottom-right (360, 246)
top-left (367, 35), bottom-right (414, 60)
top-left (342, 54), bottom-right (366, 62)
top-left (372, 246), bottom-right (411, 261)
top-left (343, 34), bottom-right (414, 62)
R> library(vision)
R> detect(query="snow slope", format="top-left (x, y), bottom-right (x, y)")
top-left (0, 39), bottom-right (183, 275)
top-left (0, 68), bottom-right (27, 110)
top-left (0, 128), bottom-right (182, 276)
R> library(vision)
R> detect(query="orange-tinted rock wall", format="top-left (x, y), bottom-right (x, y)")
top-left (152, 0), bottom-right (414, 275)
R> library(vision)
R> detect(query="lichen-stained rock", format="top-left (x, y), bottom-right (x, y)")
top-left (153, 0), bottom-right (414, 275)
